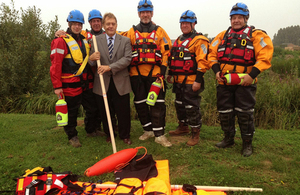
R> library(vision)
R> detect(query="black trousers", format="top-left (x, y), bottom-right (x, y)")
top-left (173, 83), bottom-right (203, 128)
top-left (217, 84), bottom-right (257, 140)
top-left (85, 96), bottom-right (118, 131)
top-left (130, 76), bottom-right (166, 137)
top-left (64, 89), bottom-right (98, 140)
top-left (217, 84), bottom-right (256, 111)
top-left (95, 79), bottom-right (131, 139)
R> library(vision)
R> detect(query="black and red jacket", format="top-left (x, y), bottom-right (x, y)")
top-left (50, 29), bottom-right (93, 96)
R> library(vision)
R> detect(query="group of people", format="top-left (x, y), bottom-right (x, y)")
top-left (50, 0), bottom-right (274, 157)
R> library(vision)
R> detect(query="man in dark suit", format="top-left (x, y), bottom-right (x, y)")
top-left (89, 12), bottom-right (132, 145)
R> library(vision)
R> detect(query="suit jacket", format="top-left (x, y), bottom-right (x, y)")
top-left (90, 33), bottom-right (132, 96)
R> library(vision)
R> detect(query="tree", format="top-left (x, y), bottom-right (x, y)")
top-left (273, 25), bottom-right (300, 46)
top-left (0, 0), bottom-right (60, 99)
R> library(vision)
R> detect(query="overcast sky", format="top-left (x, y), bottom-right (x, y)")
top-left (2, 0), bottom-right (300, 39)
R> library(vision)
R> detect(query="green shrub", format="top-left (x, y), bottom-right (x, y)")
top-left (0, 2), bottom-right (59, 99)
top-left (255, 70), bottom-right (300, 129)
top-left (271, 47), bottom-right (300, 76)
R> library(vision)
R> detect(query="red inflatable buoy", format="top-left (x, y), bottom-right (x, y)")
top-left (85, 146), bottom-right (146, 177)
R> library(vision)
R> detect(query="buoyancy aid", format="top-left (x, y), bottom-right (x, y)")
top-left (81, 30), bottom-right (93, 47)
top-left (217, 26), bottom-right (256, 72)
top-left (131, 25), bottom-right (162, 66)
top-left (168, 34), bottom-right (198, 75)
top-left (61, 34), bottom-right (90, 77)
top-left (59, 34), bottom-right (94, 92)
top-left (15, 167), bottom-right (82, 195)
top-left (81, 29), bottom-right (104, 47)
top-left (113, 178), bottom-right (144, 195)
top-left (143, 177), bottom-right (170, 195)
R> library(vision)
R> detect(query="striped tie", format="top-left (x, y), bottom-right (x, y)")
top-left (108, 37), bottom-right (113, 59)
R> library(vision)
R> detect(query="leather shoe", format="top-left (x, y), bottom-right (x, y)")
top-left (123, 138), bottom-right (132, 145)
top-left (106, 137), bottom-right (111, 143)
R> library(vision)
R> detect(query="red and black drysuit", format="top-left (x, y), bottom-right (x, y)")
top-left (50, 29), bottom-right (97, 140)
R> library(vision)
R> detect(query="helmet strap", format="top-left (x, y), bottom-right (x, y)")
top-left (244, 16), bottom-right (248, 24)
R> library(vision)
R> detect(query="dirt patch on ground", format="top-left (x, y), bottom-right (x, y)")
top-left (171, 164), bottom-right (190, 177)
top-left (169, 135), bottom-right (189, 145)
top-left (77, 120), bottom-right (84, 126)
top-left (52, 126), bottom-right (61, 130)
top-left (262, 160), bottom-right (273, 169)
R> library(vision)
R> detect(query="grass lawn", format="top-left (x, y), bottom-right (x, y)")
top-left (0, 113), bottom-right (299, 194)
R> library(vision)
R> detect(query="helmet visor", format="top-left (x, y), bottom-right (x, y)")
top-left (138, 3), bottom-right (153, 9)
top-left (231, 5), bottom-right (249, 12)
top-left (181, 15), bottom-right (196, 20)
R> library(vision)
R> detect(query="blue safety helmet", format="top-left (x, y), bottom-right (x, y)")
top-left (180, 10), bottom-right (197, 24)
top-left (88, 9), bottom-right (102, 22)
top-left (137, 0), bottom-right (153, 12)
top-left (230, 2), bottom-right (249, 17)
top-left (67, 10), bottom-right (85, 24)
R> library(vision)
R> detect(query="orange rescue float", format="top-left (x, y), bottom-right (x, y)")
top-left (85, 146), bottom-right (146, 177)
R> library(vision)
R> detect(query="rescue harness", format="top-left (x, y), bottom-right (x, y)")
top-left (217, 26), bottom-right (256, 72)
top-left (168, 33), bottom-right (199, 75)
top-left (131, 25), bottom-right (162, 66)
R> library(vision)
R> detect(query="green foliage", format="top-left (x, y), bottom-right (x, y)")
top-left (272, 25), bottom-right (300, 46)
top-left (165, 83), bottom-right (177, 123)
top-left (271, 47), bottom-right (300, 76)
top-left (0, 114), bottom-right (300, 194)
top-left (257, 47), bottom-right (300, 129)
top-left (4, 93), bottom-right (56, 114)
top-left (255, 70), bottom-right (300, 129)
top-left (0, 1), bottom-right (60, 101)
top-left (202, 70), bottom-right (218, 126)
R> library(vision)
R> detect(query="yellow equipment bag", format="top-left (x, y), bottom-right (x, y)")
top-left (143, 177), bottom-right (171, 195)
top-left (113, 178), bottom-right (144, 195)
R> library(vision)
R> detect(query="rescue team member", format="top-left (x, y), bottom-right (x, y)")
top-left (55, 9), bottom-right (118, 136)
top-left (167, 10), bottom-right (210, 146)
top-left (208, 3), bottom-right (273, 156)
top-left (122, 0), bottom-right (172, 147)
top-left (50, 10), bottom-right (98, 147)
top-left (89, 13), bottom-right (132, 145)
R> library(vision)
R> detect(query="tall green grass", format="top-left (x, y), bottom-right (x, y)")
top-left (255, 70), bottom-right (300, 129)
top-left (271, 47), bottom-right (300, 75)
